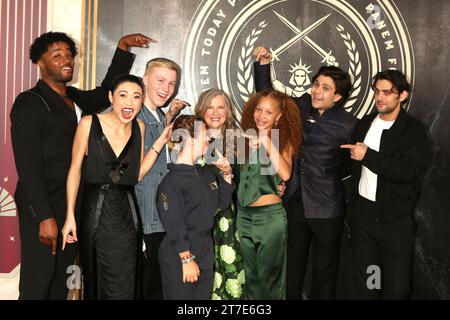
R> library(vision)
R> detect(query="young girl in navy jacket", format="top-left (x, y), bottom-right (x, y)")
top-left (156, 115), bottom-right (235, 300)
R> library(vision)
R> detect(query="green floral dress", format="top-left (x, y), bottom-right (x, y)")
top-left (209, 165), bottom-right (247, 300)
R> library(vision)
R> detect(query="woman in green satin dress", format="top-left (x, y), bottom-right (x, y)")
top-left (195, 88), bottom-right (247, 300)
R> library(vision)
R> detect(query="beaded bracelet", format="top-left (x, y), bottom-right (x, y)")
top-left (181, 254), bottom-right (196, 265)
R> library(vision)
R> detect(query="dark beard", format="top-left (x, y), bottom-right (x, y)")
top-left (56, 73), bottom-right (73, 84)
top-left (47, 68), bottom-right (73, 83)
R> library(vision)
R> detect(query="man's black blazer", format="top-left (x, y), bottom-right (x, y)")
top-left (254, 62), bottom-right (358, 219)
top-left (10, 48), bottom-right (135, 224)
top-left (347, 108), bottom-right (432, 222)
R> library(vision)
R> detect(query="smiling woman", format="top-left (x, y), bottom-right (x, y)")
top-left (194, 89), bottom-right (247, 300)
top-left (61, 74), bottom-right (172, 299)
top-left (108, 76), bottom-right (144, 124)
top-left (237, 88), bottom-right (301, 300)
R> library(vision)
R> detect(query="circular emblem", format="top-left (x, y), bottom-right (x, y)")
top-left (182, 0), bottom-right (415, 120)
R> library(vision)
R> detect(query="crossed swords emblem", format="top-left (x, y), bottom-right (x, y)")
top-left (270, 11), bottom-right (338, 66)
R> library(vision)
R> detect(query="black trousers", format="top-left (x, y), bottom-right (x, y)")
top-left (350, 195), bottom-right (414, 299)
top-left (17, 204), bottom-right (78, 300)
top-left (286, 189), bottom-right (343, 300)
top-left (141, 232), bottom-right (165, 300)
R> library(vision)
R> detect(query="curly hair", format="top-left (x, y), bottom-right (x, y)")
top-left (240, 88), bottom-right (302, 158)
top-left (170, 115), bottom-right (205, 150)
top-left (29, 32), bottom-right (78, 63)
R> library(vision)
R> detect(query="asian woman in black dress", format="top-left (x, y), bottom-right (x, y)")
top-left (61, 74), bottom-right (172, 299)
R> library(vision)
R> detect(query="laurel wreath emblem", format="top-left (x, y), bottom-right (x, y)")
top-left (237, 22), bottom-right (361, 111)
top-left (237, 21), bottom-right (268, 103)
top-left (336, 24), bottom-right (362, 109)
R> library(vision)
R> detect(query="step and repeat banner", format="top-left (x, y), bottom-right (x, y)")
top-left (78, 0), bottom-right (450, 299)
top-left (1, 0), bottom-right (449, 298)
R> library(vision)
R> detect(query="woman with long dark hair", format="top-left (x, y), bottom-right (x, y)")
top-left (61, 74), bottom-right (172, 299)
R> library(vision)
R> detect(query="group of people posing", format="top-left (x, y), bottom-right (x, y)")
top-left (10, 31), bottom-right (431, 300)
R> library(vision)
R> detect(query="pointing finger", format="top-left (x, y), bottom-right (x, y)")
top-left (173, 99), bottom-right (190, 107)
top-left (256, 47), bottom-right (262, 61)
top-left (51, 238), bottom-right (57, 256)
top-left (62, 233), bottom-right (67, 251)
top-left (241, 133), bottom-right (255, 139)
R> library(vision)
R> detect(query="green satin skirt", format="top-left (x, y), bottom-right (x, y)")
top-left (237, 202), bottom-right (287, 300)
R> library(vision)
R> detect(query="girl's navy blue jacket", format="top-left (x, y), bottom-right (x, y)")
top-left (156, 163), bottom-right (235, 256)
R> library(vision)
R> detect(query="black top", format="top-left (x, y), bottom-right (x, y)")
top-left (10, 48), bottom-right (135, 222)
top-left (156, 164), bottom-right (235, 254)
top-left (85, 114), bottom-right (141, 186)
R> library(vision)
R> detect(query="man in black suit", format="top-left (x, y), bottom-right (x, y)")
top-left (10, 31), bottom-right (152, 299)
top-left (341, 70), bottom-right (432, 299)
top-left (253, 47), bottom-right (358, 299)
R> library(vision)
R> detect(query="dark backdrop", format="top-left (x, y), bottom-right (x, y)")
top-left (92, 0), bottom-right (450, 299)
